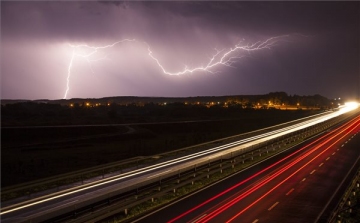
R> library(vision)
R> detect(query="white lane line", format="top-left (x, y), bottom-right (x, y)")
top-left (319, 163), bottom-right (324, 167)
top-left (326, 157), bottom-right (330, 161)
top-left (286, 188), bottom-right (295, 196)
top-left (252, 219), bottom-right (259, 223)
top-left (310, 170), bottom-right (316, 175)
top-left (191, 214), bottom-right (207, 223)
top-left (268, 202), bottom-right (279, 211)
top-left (341, 144), bottom-right (344, 147)
top-left (332, 152), bottom-right (336, 155)
top-left (302, 178), bottom-right (306, 182)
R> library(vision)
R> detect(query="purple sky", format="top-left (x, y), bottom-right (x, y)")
top-left (1, 1), bottom-right (359, 100)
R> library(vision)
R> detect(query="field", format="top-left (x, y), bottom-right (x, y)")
top-left (2, 109), bottom-right (321, 187)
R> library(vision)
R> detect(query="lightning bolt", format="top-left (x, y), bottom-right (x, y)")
top-left (64, 39), bottom-right (136, 99)
top-left (64, 35), bottom-right (289, 99)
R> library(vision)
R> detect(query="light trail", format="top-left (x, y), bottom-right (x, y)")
top-left (63, 35), bottom-right (290, 99)
top-left (195, 132), bottom-right (337, 223)
top-left (202, 118), bottom-right (360, 222)
top-left (1, 106), bottom-right (357, 216)
top-left (226, 121), bottom-right (360, 223)
top-left (0, 115), bottom-right (319, 215)
top-left (167, 115), bottom-right (349, 223)
top-left (167, 107), bottom-right (358, 222)
top-left (194, 117), bottom-right (360, 223)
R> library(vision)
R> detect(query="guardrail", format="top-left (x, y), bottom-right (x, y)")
top-left (327, 158), bottom-right (360, 223)
top-left (44, 134), bottom-right (306, 223)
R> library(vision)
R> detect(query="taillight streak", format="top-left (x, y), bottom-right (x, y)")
top-left (226, 121), bottom-right (360, 223)
top-left (195, 118), bottom-right (360, 223)
top-left (168, 116), bottom-right (360, 223)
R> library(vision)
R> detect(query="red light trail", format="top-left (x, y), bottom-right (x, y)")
top-left (199, 117), bottom-right (360, 223)
top-left (168, 115), bottom-right (360, 223)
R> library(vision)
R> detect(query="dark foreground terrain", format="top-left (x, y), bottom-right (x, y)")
top-left (2, 92), bottom-right (332, 187)
top-left (2, 109), bottom-right (321, 187)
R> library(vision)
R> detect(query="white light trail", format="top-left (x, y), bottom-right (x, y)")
top-left (64, 35), bottom-right (290, 99)
top-left (1, 108), bottom-right (357, 216)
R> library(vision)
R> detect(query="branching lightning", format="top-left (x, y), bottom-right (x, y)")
top-left (64, 35), bottom-right (289, 99)
top-left (64, 39), bottom-right (136, 98)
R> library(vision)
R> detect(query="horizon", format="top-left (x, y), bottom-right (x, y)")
top-left (1, 92), bottom-right (334, 102)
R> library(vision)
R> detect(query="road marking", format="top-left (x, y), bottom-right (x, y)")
top-left (252, 219), bottom-right (259, 223)
top-left (268, 202), bottom-right (279, 211)
top-left (326, 157), bottom-right (330, 161)
top-left (310, 170), bottom-right (316, 174)
top-left (332, 152), bottom-right (336, 155)
top-left (191, 214), bottom-right (207, 223)
top-left (319, 163), bottom-right (324, 167)
top-left (286, 188), bottom-right (295, 195)
top-left (302, 178), bottom-right (306, 182)
top-left (341, 144), bottom-right (344, 147)
top-left (337, 149), bottom-right (339, 151)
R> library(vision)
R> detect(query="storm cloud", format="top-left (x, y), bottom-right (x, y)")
top-left (1, 1), bottom-right (359, 100)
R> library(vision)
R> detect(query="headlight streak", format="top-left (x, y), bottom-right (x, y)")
top-left (63, 35), bottom-right (290, 99)
top-left (194, 117), bottom-right (360, 223)
top-left (0, 112), bottom-right (331, 214)
top-left (0, 106), bottom-right (357, 216)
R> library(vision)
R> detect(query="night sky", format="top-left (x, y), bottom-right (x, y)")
top-left (1, 1), bottom-right (359, 100)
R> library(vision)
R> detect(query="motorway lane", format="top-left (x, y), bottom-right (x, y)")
top-left (193, 115), bottom-right (360, 223)
top-left (135, 115), bottom-right (360, 223)
top-left (238, 126), bottom-right (360, 223)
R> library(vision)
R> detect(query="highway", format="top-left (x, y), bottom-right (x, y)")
top-left (1, 103), bottom-right (359, 222)
top-left (136, 112), bottom-right (360, 223)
